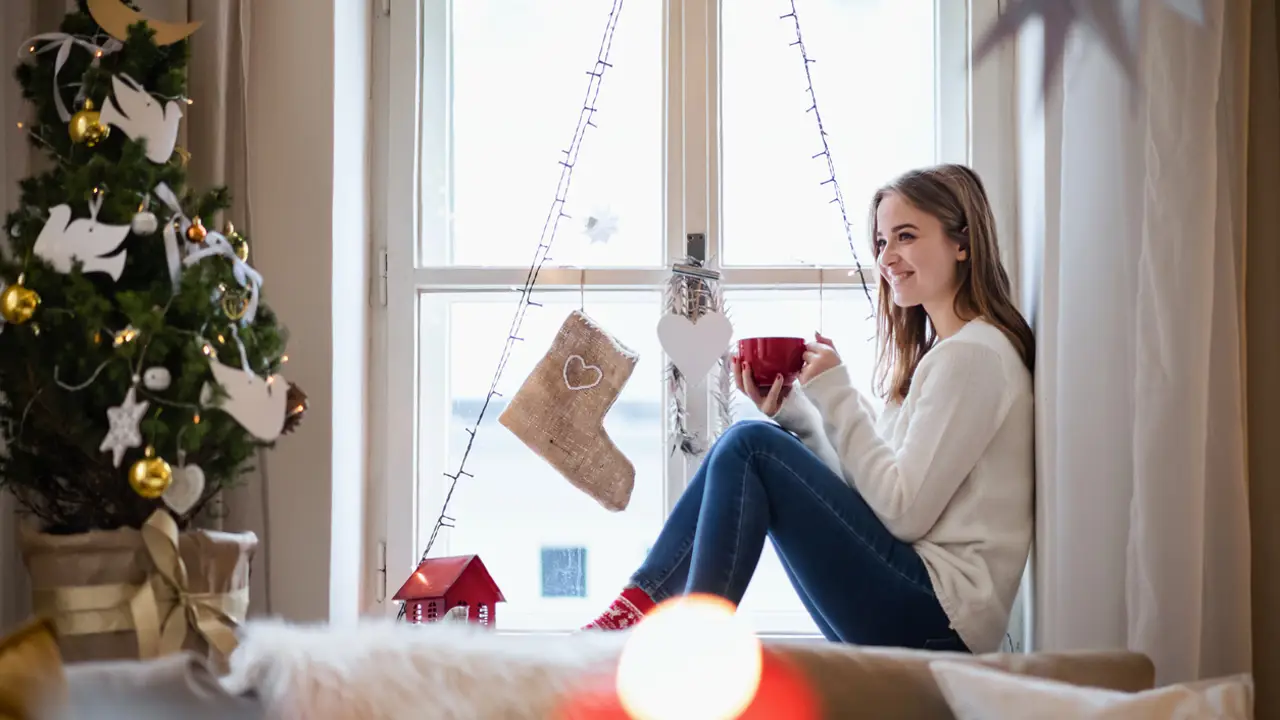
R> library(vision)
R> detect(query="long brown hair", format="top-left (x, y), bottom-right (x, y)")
top-left (870, 164), bottom-right (1034, 402)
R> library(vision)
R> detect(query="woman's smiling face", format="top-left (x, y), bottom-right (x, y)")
top-left (874, 191), bottom-right (967, 309)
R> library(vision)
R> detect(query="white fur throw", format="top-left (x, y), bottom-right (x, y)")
top-left (221, 620), bottom-right (631, 719)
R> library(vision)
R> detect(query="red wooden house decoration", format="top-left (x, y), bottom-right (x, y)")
top-left (393, 554), bottom-right (505, 626)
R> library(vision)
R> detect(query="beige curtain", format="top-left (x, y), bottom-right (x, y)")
top-left (0, 0), bottom-right (36, 636)
top-left (1246, 0), bottom-right (1280, 715)
top-left (0, 0), bottom-right (78, 636)
top-left (132, 0), bottom-right (268, 617)
top-left (171, 0), bottom-right (270, 619)
top-left (0, 0), bottom-right (265, 632)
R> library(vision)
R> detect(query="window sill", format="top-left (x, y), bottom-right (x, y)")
top-left (489, 629), bottom-right (827, 643)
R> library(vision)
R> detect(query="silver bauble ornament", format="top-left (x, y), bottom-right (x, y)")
top-left (131, 211), bottom-right (159, 236)
top-left (143, 366), bottom-right (172, 391)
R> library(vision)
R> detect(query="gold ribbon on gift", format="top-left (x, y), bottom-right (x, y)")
top-left (30, 510), bottom-right (248, 661)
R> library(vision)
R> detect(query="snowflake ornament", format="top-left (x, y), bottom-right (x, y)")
top-left (99, 385), bottom-right (149, 467)
top-left (582, 206), bottom-right (621, 245)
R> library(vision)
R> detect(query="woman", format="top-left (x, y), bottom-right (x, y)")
top-left (584, 164), bottom-right (1034, 654)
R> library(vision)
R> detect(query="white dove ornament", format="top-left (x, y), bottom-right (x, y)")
top-left (203, 360), bottom-right (288, 441)
top-left (34, 204), bottom-right (131, 280)
top-left (100, 74), bottom-right (182, 165)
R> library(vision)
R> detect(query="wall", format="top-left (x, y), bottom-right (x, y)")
top-left (1014, 8), bottom-right (1063, 654)
top-left (243, 0), bottom-right (370, 624)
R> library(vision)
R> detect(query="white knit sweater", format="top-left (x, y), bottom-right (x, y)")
top-left (773, 319), bottom-right (1033, 653)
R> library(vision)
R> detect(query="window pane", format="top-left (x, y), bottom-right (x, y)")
top-left (441, 1), bottom-right (664, 267)
top-left (721, 288), bottom-right (879, 633)
top-left (419, 292), bottom-right (664, 631)
top-left (721, 0), bottom-right (939, 266)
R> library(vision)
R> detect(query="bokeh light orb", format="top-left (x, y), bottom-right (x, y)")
top-left (615, 594), bottom-right (763, 720)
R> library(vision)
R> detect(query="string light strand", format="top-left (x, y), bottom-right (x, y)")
top-left (781, 0), bottom-right (875, 316)
top-left (53, 360), bottom-right (115, 391)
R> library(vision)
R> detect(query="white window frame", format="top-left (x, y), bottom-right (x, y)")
top-left (373, 0), bottom-right (1017, 631)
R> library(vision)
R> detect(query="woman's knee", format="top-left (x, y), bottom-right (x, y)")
top-left (716, 420), bottom-right (792, 451)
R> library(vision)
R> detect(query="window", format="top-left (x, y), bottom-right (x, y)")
top-left (380, 0), bottom-right (1012, 634)
top-left (541, 547), bottom-right (589, 598)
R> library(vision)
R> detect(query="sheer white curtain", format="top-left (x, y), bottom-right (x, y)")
top-left (1023, 0), bottom-right (1253, 685)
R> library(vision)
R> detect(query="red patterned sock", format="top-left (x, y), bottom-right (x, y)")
top-left (582, 586), bottom-right (656, 631)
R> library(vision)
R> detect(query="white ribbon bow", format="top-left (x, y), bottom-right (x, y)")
top-left (152, 182), bottom-right (188, 291)
top-left (152, 183), bottom-right (262, 373)
top-left (184, 234), bottom-right (263, 325)
top-left (228, 324), bottom-right (252, 374)
top-left (19, 33), bottom-right (123, 122)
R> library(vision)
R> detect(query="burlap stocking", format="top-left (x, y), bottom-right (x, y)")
top-left (499, 310), bottom-right (639, 511)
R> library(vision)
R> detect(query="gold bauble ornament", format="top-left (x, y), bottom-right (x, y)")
top-left (68, 100), bottom-right (110, 147)
top-left (0, 280), bottom-right (40, 324)
top-left (224, 221), bottom-right (249, 262)
top-left (82, 120), bottom-right (110, 147)
top-left (186, 217), bottom-right (208, 244)
top-left (128, 445), bottom-right (172, 499)
top-left (172, 146), bottom-right (191, 167)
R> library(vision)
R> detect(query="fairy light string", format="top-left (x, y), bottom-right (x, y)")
top-left (781, 0), bottom-right (876, 316)
top-left (398, 0), bottom-right (625, 619)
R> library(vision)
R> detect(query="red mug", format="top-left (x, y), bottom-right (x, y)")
top-left (737, 337), bottom-right (807, 389)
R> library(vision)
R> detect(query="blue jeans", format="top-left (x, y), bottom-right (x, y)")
top-left (631, 420), bottom-right (968, 651)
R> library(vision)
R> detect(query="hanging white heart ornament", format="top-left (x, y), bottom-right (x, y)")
top-left (657, 311), bottom-right (734, 382)
top-left (163, 463), bottom-right (205, 515)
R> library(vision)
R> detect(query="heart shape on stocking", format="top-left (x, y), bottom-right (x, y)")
top-left (657, 311), bottom-right (734, 382)
top-left (163, 463), bottom-right (206, 515)
top-left (563, 354), bottom-right (603, 391)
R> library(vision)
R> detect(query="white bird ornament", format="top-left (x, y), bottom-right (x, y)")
top-left (100, 74), bottom-right (182, 164)
top-left (33, 204), bottom-right (131, 280)
top-left (201, 360), bottom-right (288, 442)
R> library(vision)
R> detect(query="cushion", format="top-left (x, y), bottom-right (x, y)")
top-left (0, 617), bottom-right (65, 720)
top-left (930, 660), bottom-right (1253, 719)
top-left (768, 641), bottom-right (1155, 719)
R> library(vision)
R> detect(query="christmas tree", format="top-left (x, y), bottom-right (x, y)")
top-left (0, 2), bottom-right (304, 534)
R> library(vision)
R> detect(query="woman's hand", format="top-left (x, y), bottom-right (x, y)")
top-left (799, 332), bottom-right (842, 385)
top-left (732, 354), bottom-right (790, 417)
